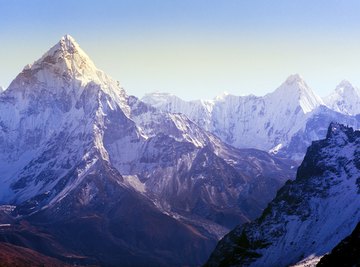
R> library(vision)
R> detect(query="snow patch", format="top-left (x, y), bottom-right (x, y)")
top-left (290, 254), bottom-right (323, 267)
top-left (269, 143), bottom-right (283, 154)
top-left (123, 175), bottom-right (146, 193)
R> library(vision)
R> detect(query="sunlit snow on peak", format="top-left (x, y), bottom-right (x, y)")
top-left (324, 79), bottom-right (360, 115)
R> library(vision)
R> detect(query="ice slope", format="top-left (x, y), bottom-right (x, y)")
top-left (206, 123), bottom-right (360, 267)
top-left (323, 80), bottom-right (360, 115)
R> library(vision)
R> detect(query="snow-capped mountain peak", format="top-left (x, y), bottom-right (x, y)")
top-left (44, 34), bottom-right (89, 62)
top-left (141, 91), bottom-right (215, 131)
top-left (214, 91), bottom-right (230, 101)
top-left (53, 34), bottom-right (80, 53)
top-left (335, 79), bottom-right (356, 93)
top-left (29, 34), bottom-right (99, 84)
top-left (284, 73), bottom-right (304, 85)
top-left (60, 34), bottom-right (78, 46)
top-left (323, 80), bottom-right (360, 115)
top-left (142, 74), bottom-right (330, 156)
top-left (268, 74), bottom-right (324, 114)
top-left (142, 92), bottom-right (179, 107)
top-left (7, 35), bottom-right (129, 116)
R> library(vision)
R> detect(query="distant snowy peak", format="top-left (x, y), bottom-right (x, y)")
top-left (141, 74), bottom-right (327, 155)
top-left (143, 74), bottom-right (324, 116)
top-left (142, 92), bottom-right (182, 108)
top-left (323, 80), bottom-right (360, 115)
top-left (334, 80), bottom-right (358, 95)
top-left (214, 91), bottom-right (230, 101)
top-left (0, 86), bottom-right (3, 93)
top-left (267, 74), bottom-right (324, 114)
top-left (141, 92), bottom-right (214, 130)
top-left (142, 91), bottom-right (214, 108)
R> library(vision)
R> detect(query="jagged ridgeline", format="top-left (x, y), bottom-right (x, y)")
top-left (206, 123), bottom-right (360, 267)
top-left (0, 35), bottom-right (295, 266)
top-left (143, 79), bottom-right (360, 161)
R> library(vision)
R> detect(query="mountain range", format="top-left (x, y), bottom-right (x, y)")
top-left (0, 35), bottom-right (359, 267)
top-left (0, 35), bottom-right (296, 266)
top-left (143, 76), bottom-right (360, 161)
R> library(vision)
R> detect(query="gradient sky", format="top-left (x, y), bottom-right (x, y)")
top-left (1, 0), bottom-right (360, 100)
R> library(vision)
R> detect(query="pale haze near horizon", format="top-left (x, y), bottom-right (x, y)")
top-left (1, 0), bottom-right (360, 100)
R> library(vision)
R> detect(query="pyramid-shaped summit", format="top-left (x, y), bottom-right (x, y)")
top-left (324, 79), bottom-right (360, 115)
top-left (7, 34), bottom-right (126, 107)
top-left (284, 73), bottom-right (305, 85)
top-left (40, 34), bottom-right (88, 59)
top-left (27, 34), bottom-right (99, 82)
top-left (58, 34), bottom-right (80, 49)
top-left (268, 73), bottom-right (324, 114)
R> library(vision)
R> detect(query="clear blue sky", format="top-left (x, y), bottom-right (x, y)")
top-left (1, 0), bottom-right (360, 100)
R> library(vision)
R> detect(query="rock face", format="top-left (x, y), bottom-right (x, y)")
top-left (142, 77), bottom-right (360, 161)
top-left (317, 221), bottom-right (360, 267)
top-left (206, 123), bottom-right (360, 267)
top-left (0, 35), bottom-right (295, 266)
